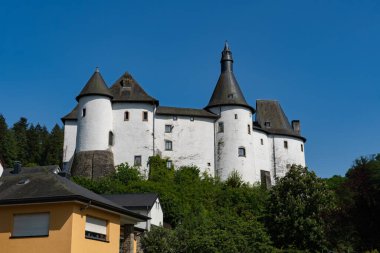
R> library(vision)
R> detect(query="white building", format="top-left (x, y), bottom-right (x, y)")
top-left (62, 43), bottom-right (306, 185)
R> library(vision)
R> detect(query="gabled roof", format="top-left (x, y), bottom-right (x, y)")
top-left (255, 100), bottom-right (306, 141)
top-left (0, 168), bottom-right (147, 221)
top-left (103, 193), bottom-right (159, 210)
top-left (76, 69), bottom-right (113, 101)
top-left (61, 104), bottom-right (78, 123)
top-left (205, 43), bottom-right (254, 112)
top-left (109, 72), bottom-right (158, 105)
top-left (156, 106), bottom-right (219, 119)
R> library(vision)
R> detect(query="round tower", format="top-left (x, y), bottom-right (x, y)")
top-left (75, 68), bottom-right (114, 152)
top-left (206, 43), bottom-right (256, 182)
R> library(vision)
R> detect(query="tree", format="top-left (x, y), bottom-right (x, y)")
top-left (265, 165), bottom-right (335, 252)
top-left (43, 124), bottom-right (63, 165)
top-left (0, 114), bottom-right (17, 167)
top-left (12, 117), bottom-right (29, 164)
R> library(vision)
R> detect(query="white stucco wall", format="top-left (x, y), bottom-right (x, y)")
top-left (252, 130), bottom-right (272, 183)
top-left (0, 162), bottom-right (3, 177)
top-left (270, 135), bottom-right (306, 178)
top-left (63, 120), bottom-right (77, 163)
top-left (112, 103), bottom-right (155, 177)
top-left (155, 115), bottom-right (215, 176)
top-left (76, 95), bottom-right (113, 152)
top-left (133, 199), bottom-right (163, 231)
top-left (210, 106), bottom-right (256, 182)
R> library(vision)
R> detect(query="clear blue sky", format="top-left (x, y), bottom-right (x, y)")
top-left (0, 0), bottom-right (379, 178)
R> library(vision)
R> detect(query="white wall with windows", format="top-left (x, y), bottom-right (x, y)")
top-left (155, 115), bottom-right (215, 176)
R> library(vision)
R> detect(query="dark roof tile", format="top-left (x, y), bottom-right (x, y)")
top-left (156, 106), bottom-right (218, 118)
top-left (76, 69), bottom-right (113, 101)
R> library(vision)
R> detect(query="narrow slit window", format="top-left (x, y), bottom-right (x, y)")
top-left (248, 124), bottom-right (251, 134)
top-left (108, 131), bottom-right (114, 146)
top-left (218, 122), bottom-right (224, 133)
top-left (124, 111), bottom-right (129, 121)
top-left (235, 114), bottom-right (238, 119)
top-left (261, 139), bottom-right (264, 145)
top-left (82, 108), bottom-right (86, 117)
top-left (284, 141), bottom-right (288, 149)
top-left (142, 111), bottom-right (148, 121)
top-left (301, 144), bottom-right (304, 152)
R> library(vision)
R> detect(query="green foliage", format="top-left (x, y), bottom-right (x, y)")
top-left (265, 165), bottom-right (335, 252)
top-left (114, 163), bottom-right (143, 183)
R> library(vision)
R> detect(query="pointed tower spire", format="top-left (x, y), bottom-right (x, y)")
top-left (205, 43), bottom-right (254, 112)
top-left (76, 68), bottom-right (113, 101)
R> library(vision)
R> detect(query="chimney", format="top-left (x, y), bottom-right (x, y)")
top-left (12, 161), bottom-right (22, 174)
top-left (292, 120), bottom-right (301, 134)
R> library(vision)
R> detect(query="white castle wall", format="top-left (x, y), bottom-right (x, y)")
top-left (76, 95), bottom-right (113, 152)
top-left (270, 135), bottom-right (306, 178)
top-left (155, 115), bottom-right (215, 176)
top-left (210, 106), bottom-right (255, 182)
top-left (112, 103), bottom-right (155, 177)
top-left (252, 130), bottom-right (272, 183)
top-left (63, 120), bottom-right (77, 163)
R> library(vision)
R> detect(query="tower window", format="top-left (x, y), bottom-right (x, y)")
top-left (238, 147), bottom-right (246, 157)
top-left (248, 124), bottom-right (251, 134)
top-left (165, 125), bottom-right (172, 133)
top-left (142, 111), bottom-right (148, 121)
top-left (284, 141), bottom-right (288, 149)
top-left (82, 108), bottom-right (86, 117)
top-left (261, 139), bottom-right (264, 145)
top-left (301, 144), bottom-right (304, 152)
top-left (235, 114), bottom-right (238, 119)
top-left (108, 131), bottom-right (114, 146)
top-left (166, 160), bottom-right (172, 169)
top-left (165, 140), bottom-right (173, 151)
top-left (124, 111), bottom-right (129, 121)
top-left (134, 156), bottom-right (142, 166)
top-left (218, 122), bottom-right (224, 133)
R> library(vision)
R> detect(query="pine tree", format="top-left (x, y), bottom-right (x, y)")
top-left (12, 117), bottom-right (29, 165)
top-left (44, 124), bottom-right (63, 165)
top-left (0, 115), bottom-right (17, 167)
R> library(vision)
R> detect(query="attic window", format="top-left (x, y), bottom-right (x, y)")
top-left (261, 139), bottom-right (264, 145)
top-left (228, 93), bottom-right (234, 99)
top-left (108, 131), bottom-right (114, 146)
top-left (120, 80), bottom-right (125, 87)
top-left (234, 114), bottom-right (238, 119)
top-left (264, 121), bottom-right (271, 128)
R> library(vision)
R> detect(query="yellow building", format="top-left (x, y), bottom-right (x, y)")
top-left (0, 168), bottom-right (148, 253)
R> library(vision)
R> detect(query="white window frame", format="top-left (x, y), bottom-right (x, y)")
top-left (238, 147), bottom-right (246, 157)
top-left (12, 213), bottom-right (50, 237)
top-left (165, 125), bottom-right (172, 133)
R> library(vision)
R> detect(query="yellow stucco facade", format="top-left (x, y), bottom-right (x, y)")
top-left (0, 202), bottom-right (122, 253)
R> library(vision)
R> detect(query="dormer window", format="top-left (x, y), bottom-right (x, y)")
top-left (120, 79), bottom-right (125, 87)
top-left (228, 93), bottom-right (234, 99)
top-left (264, 121), bottom-right (271, 128)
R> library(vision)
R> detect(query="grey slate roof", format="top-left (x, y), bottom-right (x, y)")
top-left (61, 104), bottom-right (78, 122)
top-left (0, 168), bottom-right (147, 221)
top-left (255, 100), bottom-right (306, 141)
top-left (110, 72), bottom-right (158, 104)
top-left (2, 165), bottom-right (60, 177)
top-left (103, 193), bottom-right (159, 210)
top-left (205, 44), bottom-right (254, 112)
top-left (156, 106), bottom-right (219, 119)
top-left (76, 69), bottom-right (113, 101)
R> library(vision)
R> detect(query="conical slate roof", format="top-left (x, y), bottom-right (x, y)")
top-left (76, 68), bottom-right (113, 101)
top-left (109, 72), bottom-right (158, 104)
top-left (205, 43), bottom-right (254, 112)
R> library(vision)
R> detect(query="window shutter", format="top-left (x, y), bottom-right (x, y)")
top-left (13, 213), bottom-right (49, 237)
top-left (85, 216), bottom-right (107, 235)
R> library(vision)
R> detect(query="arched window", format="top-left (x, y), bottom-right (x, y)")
top-left (238, 147), bottom-right (246, 157)
top-left (108, 131), bottom-right (114, 146)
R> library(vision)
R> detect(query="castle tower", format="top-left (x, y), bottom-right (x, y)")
top-left (205, 43), bottom-right (256, 181)
top-left (75, 68), bottom-right (114, 152)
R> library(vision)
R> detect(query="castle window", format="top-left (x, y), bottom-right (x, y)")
top-left (85, 216), bottom-right (107, 241)
top-left (301, 144), bottom-right (304, 152)
top-left (173, 116), bottom-right (177, 121)
top-left (238, 147), bottom-right (246, 157)
top-left (264, 121), bottom-right (270, 128)
top-left (284, 141), bottom-right (288, 149)
top-left (190, 117), bottom-right (194, 121)
top-left (12, 213), bottom-right (50, 237)
top-left (165, 140), bottom-right (173, 151)
top-left (165, 125), bottom-right (172, 133)
top-left (134, 156), bottom-right (142, 166)
top-left (82, 108), bottom-right (86, 117)
top-left (228, 93), bottom-right (234, 99)
top-left (142, 111), bottom-right (148, 121)
top-left (218, 122), bottom-right (224, 133)
top-left (166, 160), bottom-right (172, 168)
top-left (207, 162), bottom-right (211, 166)
top-left (124, 111), bottom-right (129, 121)
top-left (108, 131), bottom-right (114, 146)
top-left (235, 114), bottom-right (238, 119)
top-left (248, 124), bottom-right (251, 134)
top-left (261, 139), bottom-right (264, 145)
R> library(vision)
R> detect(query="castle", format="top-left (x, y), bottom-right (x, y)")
top-left (62, 43), bottom-right (306, 185)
